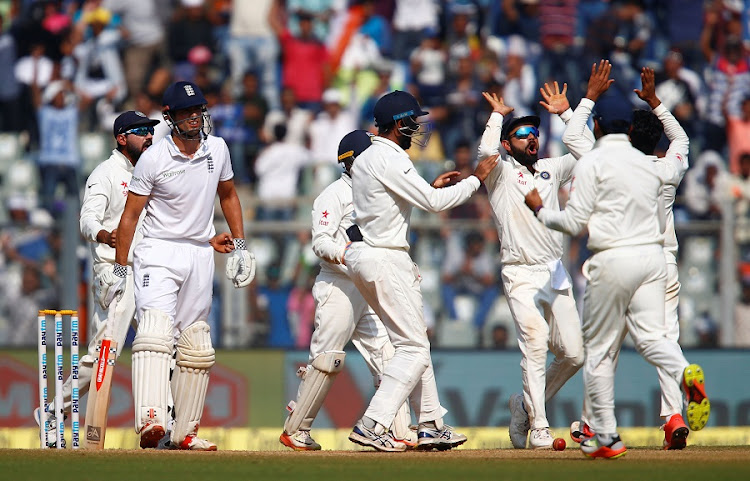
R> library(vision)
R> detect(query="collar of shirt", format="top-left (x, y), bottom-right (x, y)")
top-left (507, 155), bottom-right (536, 176)
top-left (340, 172), bottom-right (352, 187)
top-left (165, 133), bottom-right (209, 160)
top-left (111, 148), bottom-right (135, 172)
top-left (593, 133), bottom-right (630, 148)
top-left (372, 136), bottom-right (406, 154)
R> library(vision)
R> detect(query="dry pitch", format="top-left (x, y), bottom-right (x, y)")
top-left (2, 446), bottom-right (750, 481)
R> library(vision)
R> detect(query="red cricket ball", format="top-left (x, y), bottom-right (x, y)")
top-left (553, 437), bottom-right (566, 451)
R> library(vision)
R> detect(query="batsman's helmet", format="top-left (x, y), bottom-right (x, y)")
top-left (338, 130), bottom-right (373, 163)
top-left (162, 81), bottom-right (207, 111)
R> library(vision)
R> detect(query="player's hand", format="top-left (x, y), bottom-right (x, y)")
top-left (524, 189), bottom-right (544, 214)
top-left (97, 229), bottom-right (117, 247)
top-left (432, 171), bottom-right (461, 188)
top-left (585, 60), bottom-right (614, 102)
top-left (225, 239), bottom-right (255, 288)
top-left (634, 67), bottom-right (660, 109)
top-left (95, 264), bottom-right (126, 310)
top-left (539, 81), bottom-right (569, 114)
top-left (210, 232), bottom-right (235, 253)
top-left (481, 92), bottom-right (514, 116)
top-left (473, 154), bottom-right (500, 183)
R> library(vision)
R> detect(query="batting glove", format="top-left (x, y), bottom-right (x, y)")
top-left (225, 238), bottom-right (256, 288)
top-left (95, 263), bottom-right (127, 309)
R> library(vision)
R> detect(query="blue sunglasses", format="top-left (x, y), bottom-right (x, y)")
top-left (124, 126), bottom-right (155, 137)
top-left (512, 126), bottom-right (539, 139)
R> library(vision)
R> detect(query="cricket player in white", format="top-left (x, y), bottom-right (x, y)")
top-left (280, 130), bottom-right (416, 451)
top-left (524, 90), bottom-right (709, 459)
top-left (564, 68), bottom-right (710, 450)
top-left (96, 81), bottom-right (255, 451)
top-left (344, 90), bottom-right (498, 452)
top-left (476, 61), bottom-right (615, 449)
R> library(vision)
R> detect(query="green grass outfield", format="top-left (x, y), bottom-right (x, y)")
top-left (2, 446), bottom-right (750, 481)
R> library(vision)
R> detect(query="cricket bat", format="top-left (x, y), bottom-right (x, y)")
top-left (84, 298), bottom-right (118, 449)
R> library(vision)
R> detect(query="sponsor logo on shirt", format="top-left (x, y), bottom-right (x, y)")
top-left (162, 169), bottom-right (186, 178)
top-left (121, 181), bottom-right (128, 197)
top-left (517, 171), bottom-right (527, 186)
top-left (319, 210), bottom-right (329, 226)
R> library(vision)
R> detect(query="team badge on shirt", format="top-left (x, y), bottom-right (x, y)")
top-left (540, 171), bottom-right (550, 180)
top-left (207, 155), bottom-right (214, 173)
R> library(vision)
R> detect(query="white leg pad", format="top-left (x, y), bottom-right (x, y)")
top-left (171, 321), bottom-right (215, 445)
top-left (284, 350), bottom-right (346, 434)
top-left (132, 309), bottom-right (173, 433)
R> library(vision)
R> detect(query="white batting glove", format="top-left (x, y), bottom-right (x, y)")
top-left (95, 263), bottom-right (127, 309)
top-left (225, 238), bottom-right (255, 288)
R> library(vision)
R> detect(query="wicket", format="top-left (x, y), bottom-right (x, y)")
top-left (37, 310), bottom-right (79, 449)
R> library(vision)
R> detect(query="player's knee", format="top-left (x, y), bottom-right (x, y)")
top-left (175, 320), bottom-right (215, 370)
top-left (133, 309), bottom-right (173, 354)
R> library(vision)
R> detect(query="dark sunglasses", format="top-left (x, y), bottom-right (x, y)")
top-left (124, 126), bottom-right (155, 137)
top-left (512, 126), bottom-right (539, 139)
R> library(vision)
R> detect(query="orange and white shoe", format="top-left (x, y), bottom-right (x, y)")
top-left (392, 426), bottom-right (418, 450)
top-left (682, 364), bottom-right (710, 431)
top-left (279, 430), bottom-right (322, 451)
top-left (178, 434), bottom-right (217, 451)
top-left (570, 420), bottom-right (596, 444)
top-left (139, 423), bottom-right (165, 449)
top-left (580, 433), bottom-right (627, 459)
top-left (662, 414), bottom-right (689, 450)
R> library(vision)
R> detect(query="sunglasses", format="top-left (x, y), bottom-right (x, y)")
top-left (511, 126), bottom-right (539, 139)
top-left (124, 126), bottom-right (155, 137)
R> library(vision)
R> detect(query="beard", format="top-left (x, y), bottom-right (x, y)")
top-left (510, 143), bottom-right (538, 166)
top-left (397, 134), bottom-right (412, 150)
top-left (126, 139), bottom-right (151, 163)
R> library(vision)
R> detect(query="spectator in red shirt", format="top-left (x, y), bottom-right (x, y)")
top-left (270, 8), bottom-right (330, 112)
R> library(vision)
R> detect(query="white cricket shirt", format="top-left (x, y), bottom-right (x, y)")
top-left (477, 107), bottom-right (594, 265)
top-left (311, 172), bottom-right (353, 276)
top-left (129, 134), bottom-right (233, 243)
top-left (80, 149), bottom-right (144, 265)
top-left (352, 136), bottom-right (481, 250)
top-left (538, 134), bottom-right (682, 252)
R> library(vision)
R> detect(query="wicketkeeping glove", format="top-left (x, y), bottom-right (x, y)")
top-left (225, 238), bottom-right (255, 288)
top-left (95, 263), bottom-right (127, 309)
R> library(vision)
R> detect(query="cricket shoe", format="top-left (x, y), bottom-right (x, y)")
top-left (392, 425), bottom-right (419, 449)
top-left (279, 430), bottom-right (322, 451)
top-left (416, 422), bottom-right (467, 451)
top-left (682, 364), bottom-right (710, 431)
top-left (580, 433), bottom-right (627, 459)
top-left (349, 420), bottom-right (407, 452)
top-left (508, 393), bottom-right (530, 449)
top-left (570, 420), bottom-right (596, 444)
top-left (33, 407), bottom-right (65, 448)
top-left (176, 434), bottom-right (217, 451)
top-left (529, 427), bottom-right (554, 449)
top-left (139, 423), bottom-right (165, 449)
top-left (662, 414), bottom-right (689, 450)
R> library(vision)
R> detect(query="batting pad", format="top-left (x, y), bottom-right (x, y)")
top-left (390, 401), bottom-right (412, 440)
top-left (132, 309), bottom-right (173, 433)
top-left (171, 321), bottom-right (215, 445)
top-left (284, 350), bottom-right (346, 434)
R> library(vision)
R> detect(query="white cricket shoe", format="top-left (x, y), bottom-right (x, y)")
top-left (529, 427), bottom-right (554, 449)
top-left (279, 430), bottom-right (322, 451)
top-left (34, 407), bottom-right (65, 448)
top-left (176, 434), bottom-right (217, 451)
top-left (392, 426), bottom-right (419, 449)
top-left (349, 420), bottom-right (407, 452)
top-left (508, 393), bottom-right (530, 449)
top-left (416, 422), bottom-right (467, 451)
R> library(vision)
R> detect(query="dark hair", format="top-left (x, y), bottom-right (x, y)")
top-left (740, 152), bottom-right (750, 163)
top-left (273, 124), bottom-right (287, 142)
top-left (630, 109), bottom-right (663, 155)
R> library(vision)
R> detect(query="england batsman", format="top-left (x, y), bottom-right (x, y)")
top-left (96, 81), bottom-right (256, 451)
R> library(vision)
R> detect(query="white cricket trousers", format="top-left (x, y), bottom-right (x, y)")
top-left (502, 264), bottom-right (584, 430)
top-left (345, 244), bottom-right (443, 428)
top-left (582, 245), bottom-right (688, 435)
top-left (55, 262), bottom-right (137, 413)
top-left (133, 237), bottom-right (215, 339)
top-left (658, 260), bottom-right (688, 418)
top-left (308, 270), bottom-right (392, 386)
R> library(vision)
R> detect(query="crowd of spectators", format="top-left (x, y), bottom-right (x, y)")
top-left (1, 0), bottom-right (750, 349)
